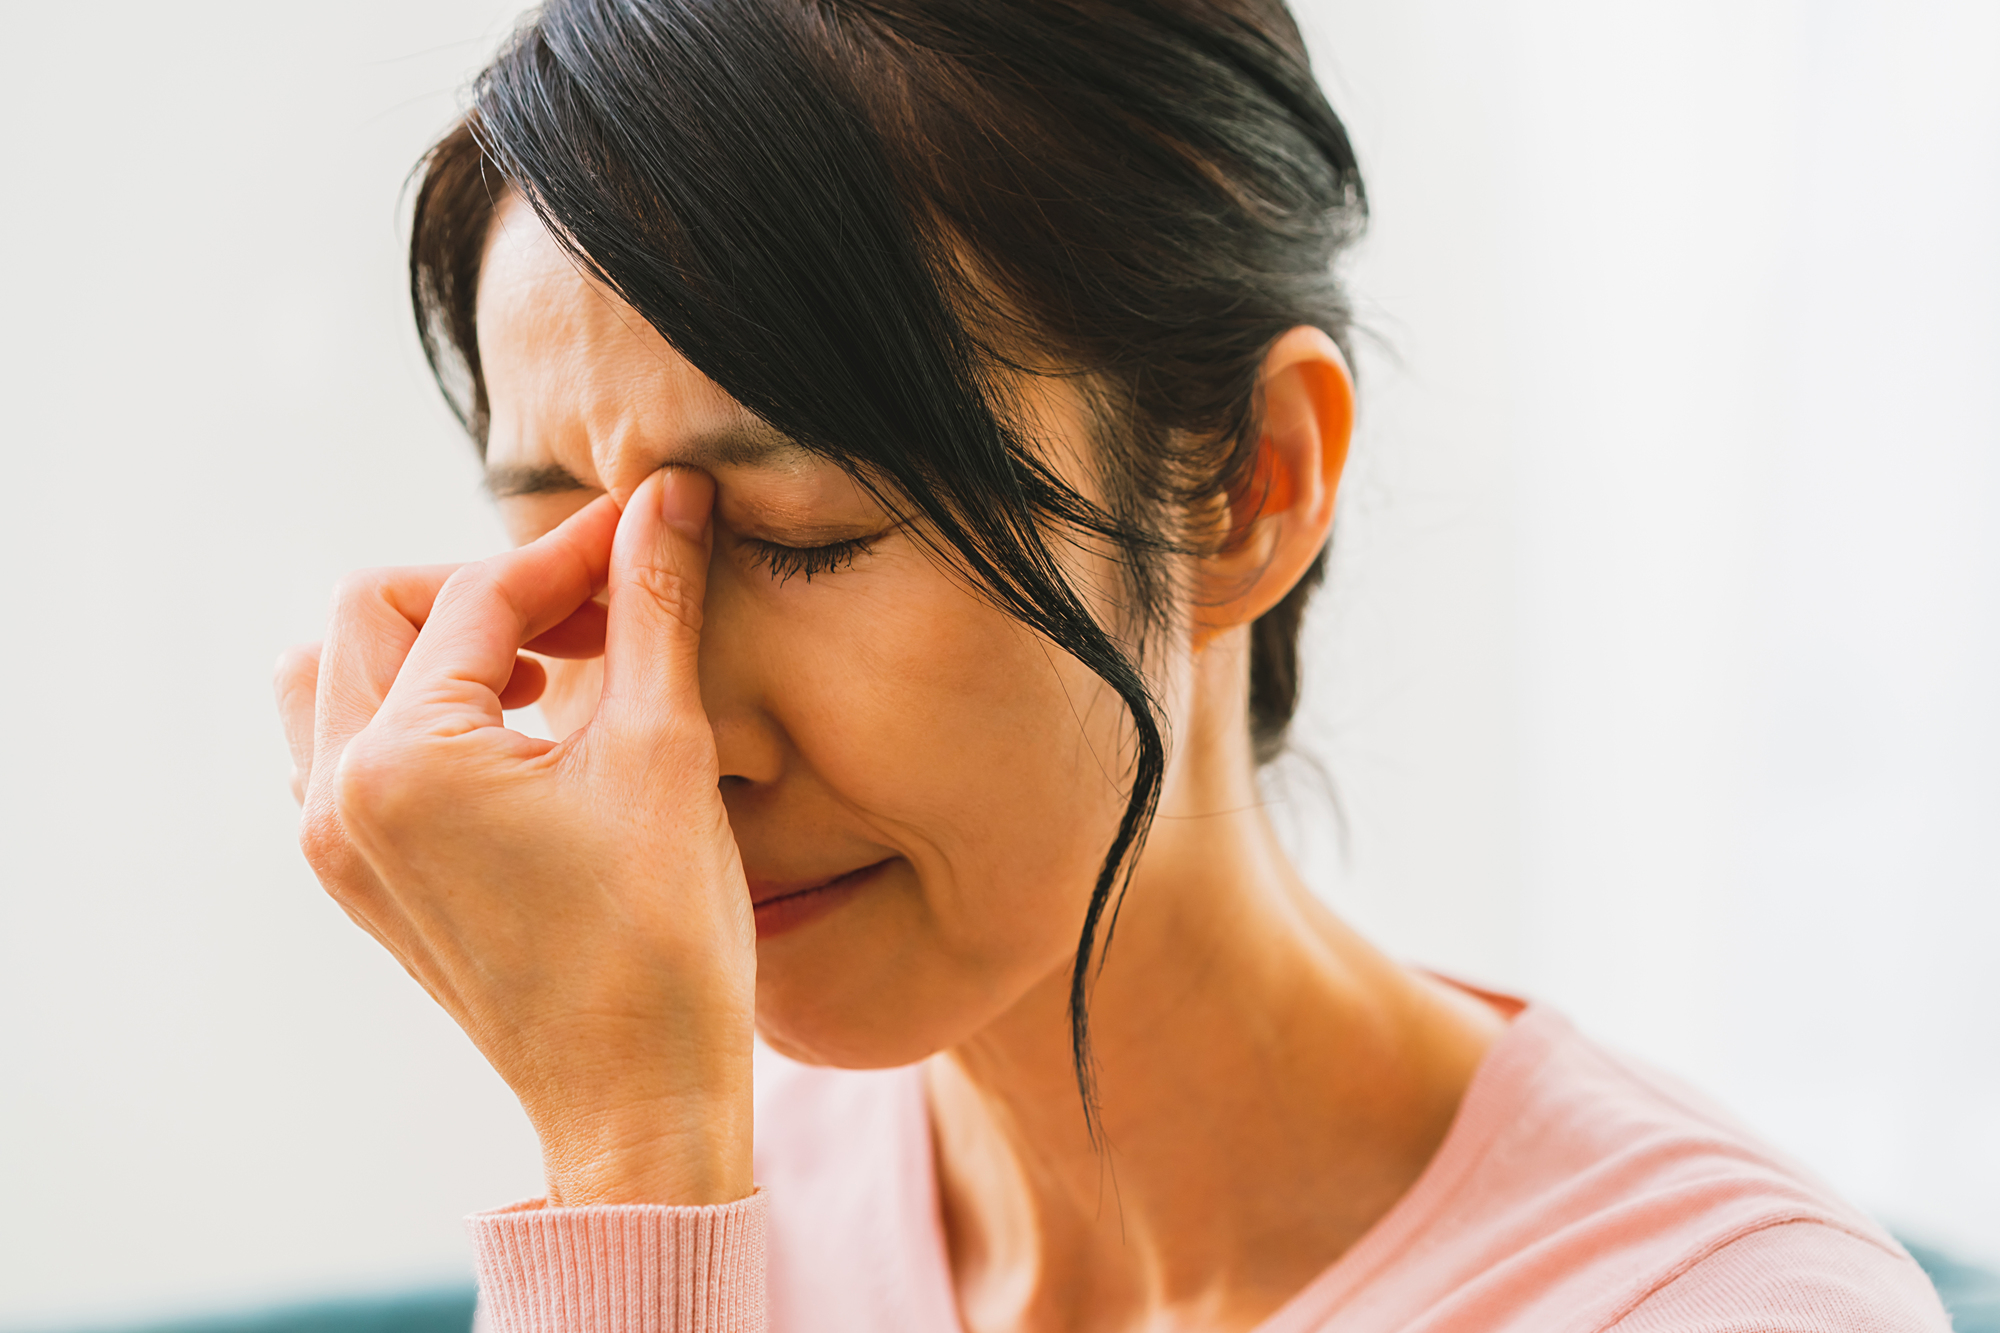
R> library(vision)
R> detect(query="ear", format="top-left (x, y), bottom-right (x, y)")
top-left (1191, 326), bottom-right (1353, 650)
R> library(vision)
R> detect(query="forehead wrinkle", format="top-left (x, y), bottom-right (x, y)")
top-left (487, 422), bottom-right (814, 497)
top-left (537, 266), bottom-right (802, 490)
top-left (591, 407), bottom-right (812, 486)
top-left (481, 194), bottom-right (815, 491)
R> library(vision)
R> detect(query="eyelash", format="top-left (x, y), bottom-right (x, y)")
top-left (744, 535), bottom-right (878, 584)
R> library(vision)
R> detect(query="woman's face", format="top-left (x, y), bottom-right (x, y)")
top-left (476, 193), bottom-right (1153, 1068)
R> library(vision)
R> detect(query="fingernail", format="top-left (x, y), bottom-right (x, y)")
top-left (658, 469), bottom-right (713, 540)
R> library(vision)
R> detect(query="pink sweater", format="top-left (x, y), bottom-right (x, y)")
top-left (466, 1004), bottom-right (1949, 1331)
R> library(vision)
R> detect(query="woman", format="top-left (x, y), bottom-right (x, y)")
top-left (274, 2), bottom-right (1948, 1329)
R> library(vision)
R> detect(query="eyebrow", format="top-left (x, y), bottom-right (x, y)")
top-left (485, 462), bottom-right (591, 498)
top-left (484, 424), bottom-right (806, 498)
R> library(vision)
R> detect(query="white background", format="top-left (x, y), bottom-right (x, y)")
top-left (2, 1), bottom-right (1994, 1326)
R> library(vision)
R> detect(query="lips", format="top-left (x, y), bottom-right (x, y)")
top-left (747, 859), bottom-right (891, 939)
top-left (746, 860), bottom-right (883, 907)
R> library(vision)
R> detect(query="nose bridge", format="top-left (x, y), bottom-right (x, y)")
top-left (586, 362), bottom-right (749, 509)
top-left (697, 546), bottom-right (787, 787)
top-left (591, 424), bottom-right (679, 507)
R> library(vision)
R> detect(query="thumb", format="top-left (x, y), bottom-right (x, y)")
top-left (592, 468), bottom-right (715, 745)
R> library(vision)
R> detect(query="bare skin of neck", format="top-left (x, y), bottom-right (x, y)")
top-left (927, 629), bottom-right (1506, 1333)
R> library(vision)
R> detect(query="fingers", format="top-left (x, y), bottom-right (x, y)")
top-left (298, 563), bottom-right (463, 905)
top-left (382, 495), bottom-right (621, 733)
top-left (313, 563), bottom-right (464, 770)
top-left (275, 643), bottom-right (322, 803)
top-left (592, 469), bottom-right (714, 743)
top-left (497, 655), bottom-right (549, 711)
top-left (524, 599), bottom-right (609, 659)
top-left (294, 497), bottom-right (619, 992)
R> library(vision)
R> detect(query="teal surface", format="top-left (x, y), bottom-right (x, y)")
top-left (1907, 1239), bottom-right (2000, 1333)
top-left (43, 1288), bottom-right (477, 1333)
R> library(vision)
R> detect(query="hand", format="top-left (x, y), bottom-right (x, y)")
top-left (274, 470), bottom-right (755, 1207)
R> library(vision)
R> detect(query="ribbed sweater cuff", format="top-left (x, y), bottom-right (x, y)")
top-left (468, 1189), bottom-right (768, 1333)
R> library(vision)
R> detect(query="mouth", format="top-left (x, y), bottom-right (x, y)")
top-left (748, 859), bottom-right (891, 940)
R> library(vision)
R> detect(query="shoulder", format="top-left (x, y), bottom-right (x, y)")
top-left (1463, 1007), bottom-right (1899, 1255)
top-left (1285, 1005), bottom-right (1950, 1333)
top-left (1609, 1220), bottom-right (1951, 1332)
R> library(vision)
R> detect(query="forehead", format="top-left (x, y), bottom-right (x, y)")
top-left (475, 190), bottom-right (803, 495)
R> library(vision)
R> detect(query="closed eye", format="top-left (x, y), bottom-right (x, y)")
top-left (744, 534), bottom-right (879, 584)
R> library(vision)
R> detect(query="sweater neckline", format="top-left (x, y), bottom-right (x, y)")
top-left (899, 989), bottom-right (1557, 1333)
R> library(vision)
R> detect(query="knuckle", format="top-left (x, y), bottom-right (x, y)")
top-left (440, 558), bottom-right (503, 604)
top-left (433, 559), bottom-right (512, 624)
top-left (330, 567), bottom-right (392, 615)
top-left (296, 801), bottom-right (350, 877)
top-left (438, 559), bottom-right (495, 596)
top-left (273, 643), bottom-right (318, 690)
top-left (331, 730), bottom-right (428, 833)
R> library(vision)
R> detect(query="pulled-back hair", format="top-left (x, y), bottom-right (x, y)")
top-left (410, 0), bottom-right (1365, 1137)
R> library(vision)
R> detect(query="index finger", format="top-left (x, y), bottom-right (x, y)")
top-left (379, 494), bottom-right (622, 734)
top-left (313, 563), bottom-right (465, 777)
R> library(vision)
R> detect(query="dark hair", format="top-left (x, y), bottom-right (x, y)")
top-left (410, 0), bottom-right (1365, 1139)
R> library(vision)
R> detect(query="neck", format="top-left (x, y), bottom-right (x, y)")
top-left (927, 633), bottom-right (1503, 1333)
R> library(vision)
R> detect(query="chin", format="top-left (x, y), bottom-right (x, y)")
top-left (750, 942), bottom-right (1016, 1072)
top-left (752, 990), bottom-right (950, 1070)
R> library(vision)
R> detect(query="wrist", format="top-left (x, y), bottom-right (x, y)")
top-left (523, 1011), bottom-right (757, 1207)
top-left (537, 1087), bottom-right (754, 1206)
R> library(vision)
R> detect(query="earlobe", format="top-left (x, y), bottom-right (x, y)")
top-left (1193, 326), bottom-right (1353, 648)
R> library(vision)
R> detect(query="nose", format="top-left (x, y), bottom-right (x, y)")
top-left (697, 545), bottom-right (788, 791)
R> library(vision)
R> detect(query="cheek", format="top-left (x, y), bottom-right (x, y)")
top-left (754, 562), bottom-right (1132, 960)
